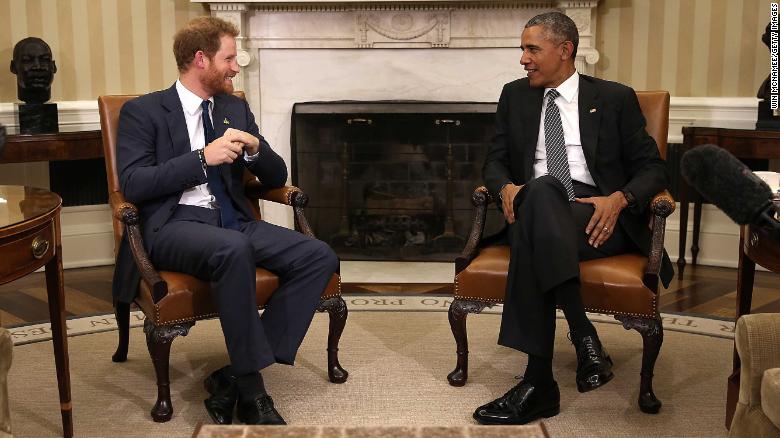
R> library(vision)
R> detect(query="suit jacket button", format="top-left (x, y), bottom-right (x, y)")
top-left (153, 227), bottom-right (159, 232)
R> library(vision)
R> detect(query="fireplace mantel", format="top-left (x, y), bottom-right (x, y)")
top-left (197, 1), bottom-right (600, 69)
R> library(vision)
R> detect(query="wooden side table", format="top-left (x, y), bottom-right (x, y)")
top-left (0, 185), bottom-right (72, 437)
top-left (0, 130), bottom-right (102, 163)
top-left (725, 222), bottom-right (780, 429)
top-left (679, 127), bottom-right (780, 277)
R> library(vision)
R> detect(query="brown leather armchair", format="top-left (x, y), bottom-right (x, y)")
top-left (98, 94), bottom-right (348, 422)
top-left (448, 91), bottom-right (674, 414)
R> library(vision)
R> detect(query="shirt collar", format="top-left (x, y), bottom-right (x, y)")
top-left (175, 79), bottom-right (213, 116)
top-left (545, 70), bottom-right (579, 104)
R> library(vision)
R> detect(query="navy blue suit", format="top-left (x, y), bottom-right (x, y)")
top-left (112, 84), bottom-right (338, 373)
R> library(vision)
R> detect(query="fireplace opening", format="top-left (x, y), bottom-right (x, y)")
top-left (292, 101), bottom-right (505, 262)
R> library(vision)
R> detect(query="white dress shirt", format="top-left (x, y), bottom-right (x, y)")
top-left (175, 80), bottom-right (259, 208)
top-left (532, 71), bottom-right (596, 187)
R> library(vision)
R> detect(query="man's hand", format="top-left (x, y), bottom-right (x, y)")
top-left (500, 183), bottom-right (523, 224)
top-left (204, 136), bottom-right (244, 165)
top-left (224, 128), bottom-right (260, 155)
top-left (575, 191), bottom-right (629, 248)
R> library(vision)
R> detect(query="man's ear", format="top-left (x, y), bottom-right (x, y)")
top-left (193, 51), bottom-right (206, 69)
top-left (9, 60), bottom-right (16, 75)
top-left (561, 41), bottom-right (574, 60)
top-left (51, 60), bottom-right (57, 74)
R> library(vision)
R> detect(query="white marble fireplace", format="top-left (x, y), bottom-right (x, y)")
top-left (198, 0), bottom-right (601, 228)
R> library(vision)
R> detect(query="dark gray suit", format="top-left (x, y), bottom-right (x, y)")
top-left (483, 74), bottom-right (673, 358)
top-left (112, 84), bottom-right (338, 374)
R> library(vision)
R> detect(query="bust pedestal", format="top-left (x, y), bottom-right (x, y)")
top-left (17, 103), bottom-right (58, 134)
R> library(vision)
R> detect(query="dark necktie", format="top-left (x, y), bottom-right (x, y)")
top-left (201, 100), bottom-right (240, 230)
top-left (543, 89), bottom-right (575, 201)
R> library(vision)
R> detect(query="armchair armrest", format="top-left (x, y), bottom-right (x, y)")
top-left (243, 180), bottom-right (315, 238)
top-left (735, 314), bottom-right (780, 409)
top-left (643, 190), bottom-right (675, 289)
top-left (109, 191), bottom-right (168, 303)
top-left (455, 186), bottom-right (493, 273)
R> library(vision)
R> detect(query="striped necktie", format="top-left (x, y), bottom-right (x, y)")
top-left (543, 89), bottom-right (575, 201)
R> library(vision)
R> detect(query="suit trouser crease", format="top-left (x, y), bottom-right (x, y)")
top-left (149, 205), bottom-right (338, 375)
top-left (498, 176), bottom-right (629, 358)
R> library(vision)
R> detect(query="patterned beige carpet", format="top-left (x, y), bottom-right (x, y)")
top-left (8, 310), bottom-right (731, 437)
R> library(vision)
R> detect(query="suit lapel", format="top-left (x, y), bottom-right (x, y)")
top-left (578, 75), bottom-right (601, 175)
top-left (161, 85), bottom-right (192, 158)
top-left (522, 86), bottom-right (544, 181)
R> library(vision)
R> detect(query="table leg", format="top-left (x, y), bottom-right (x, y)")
top-left (677, 174), bottom-right (689, 278)
top-left (692, 200), bottom-right (702, 266)
top-left (44, 218), bottom-right (72, 438)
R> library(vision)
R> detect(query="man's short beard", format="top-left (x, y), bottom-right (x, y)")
top-left (203, 65), bottom-right (233, 95)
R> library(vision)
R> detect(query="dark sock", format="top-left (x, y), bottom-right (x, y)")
top-left (554, 278), bottom-right (596, 340)
top-left (235, 371), bottom-right (266, 400)
top-left (523, 354), bottom-right (554, 386)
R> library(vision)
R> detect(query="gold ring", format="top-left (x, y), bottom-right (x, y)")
top-left (603, 227), bottom-right (609, 232)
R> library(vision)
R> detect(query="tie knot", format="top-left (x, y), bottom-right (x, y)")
top-left (546, 89), bottom-right (560, 102)
top-left (201, 100), bottom-right (210, 112)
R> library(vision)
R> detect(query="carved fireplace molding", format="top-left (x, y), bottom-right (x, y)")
top-left (196, 1), bottom-right (601, 72)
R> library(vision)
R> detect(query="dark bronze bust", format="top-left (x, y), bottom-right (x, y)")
top-left (10, 37), bottom-right (57, 104)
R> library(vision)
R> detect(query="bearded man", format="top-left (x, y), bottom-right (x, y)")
top-left (114, 16), bottom-right (339, 425)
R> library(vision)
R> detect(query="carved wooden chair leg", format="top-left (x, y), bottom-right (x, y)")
top-left (616, 315), bottom-right (664, 414)
top-left (318, 296), bottom-right (349, 383)
top-left (143, 319), bottom-right (194, 422)
top-left (447, 299), bottom-right (488, 386)
top-left (112, 301), bottom-right (131, 363)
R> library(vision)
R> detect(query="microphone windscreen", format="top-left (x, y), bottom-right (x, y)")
top-left (680, 144), bottom-right (773, 225)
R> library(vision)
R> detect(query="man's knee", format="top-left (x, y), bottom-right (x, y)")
top-left (304, 239), bottom-right (339, 274)
top-left (517, 175), bottom-right (568, 208)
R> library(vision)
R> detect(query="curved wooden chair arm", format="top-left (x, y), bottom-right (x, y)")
top-left (109, 190), bottom-right (168, 303)
top-left (244, 181), bottom-right (309, 208)
top-left (243, 181), bottom-right (316, 238)
top-left (455, 186), bottom-right (492, 273)
top-left (650, 190), bottom-right (675, 218)
top-left (643, 190), bottom-right (675, 289)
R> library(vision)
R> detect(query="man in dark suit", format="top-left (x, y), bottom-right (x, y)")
top-left (474, 12), bottom-right (673, 425)
top-left (113, 16), bottom-right (339, 425)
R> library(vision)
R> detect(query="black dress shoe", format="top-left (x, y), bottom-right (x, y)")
top-left (573, 334), bottom-right (614, 393)
top-left (236, 393), bottom-right (287, 425)
top-left (473, 379), bottom-right (560, 425)
top-left (203, 366), bottom-right (238, 424)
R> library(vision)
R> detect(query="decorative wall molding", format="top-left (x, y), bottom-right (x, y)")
top-left (0, 101), bottom-right (100, 134)
top-left (0, 95), bottom-right (760, 269)
top-left (668, 97), bottom-right (758, 143)
top-left (1, 98), bottom-right (757, 140)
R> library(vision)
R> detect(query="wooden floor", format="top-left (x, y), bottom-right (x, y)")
top-left (0, 263), bottom-right (778, 326)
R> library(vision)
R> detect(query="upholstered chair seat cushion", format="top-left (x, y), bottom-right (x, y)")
top-left (137, 271), bottom-right (340, 326)
top-left (455, 245), bottom-right (655, 317)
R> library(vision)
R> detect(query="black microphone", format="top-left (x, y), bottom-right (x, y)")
top-left (680, 144), bottom-right (780, 237)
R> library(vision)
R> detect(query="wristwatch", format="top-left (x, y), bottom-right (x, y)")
top-left (620, 189), bottom-right (637, 208)
top-left (498, 182), bottom-right (510, 202)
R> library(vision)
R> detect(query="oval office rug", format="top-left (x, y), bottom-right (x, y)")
top-left (7, 298), bottom-right (731, 437)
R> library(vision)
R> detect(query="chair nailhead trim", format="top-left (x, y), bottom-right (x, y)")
top-left (454, 275), bottom-right (659, 316)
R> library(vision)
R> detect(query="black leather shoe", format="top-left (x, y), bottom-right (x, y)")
top-left (573, 334), bottom-right (614, 393)
top-left (203, 366), bottom-right (237, 425)
top-left (236, 393), bottom-right (287, 425)
top-left (473, 379), bottom-right (560, 425)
